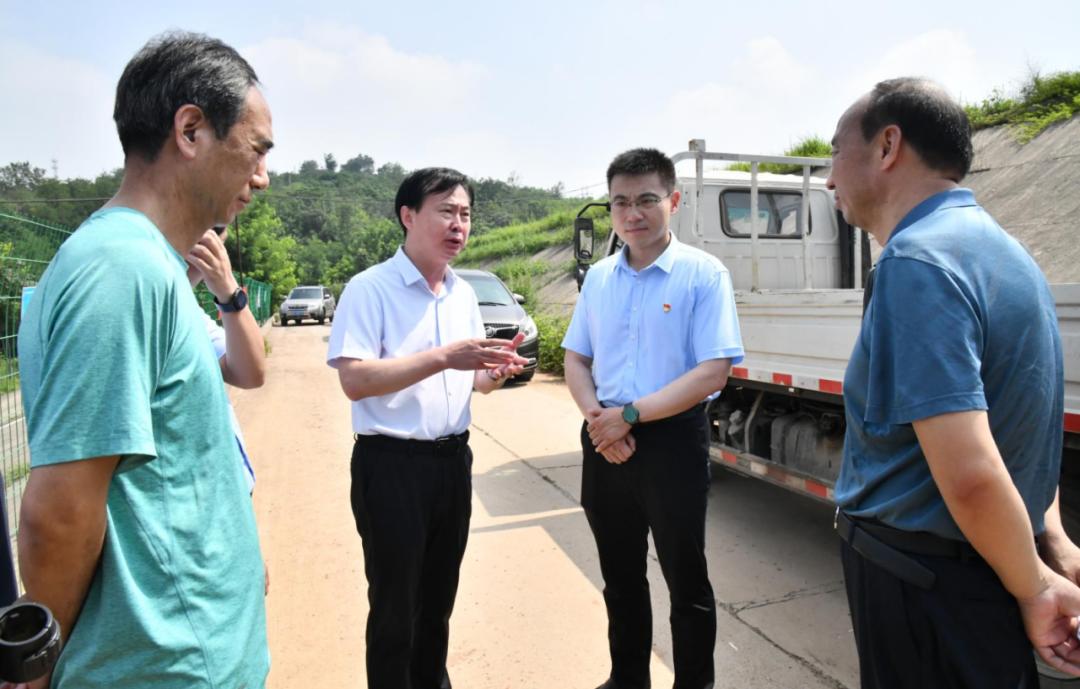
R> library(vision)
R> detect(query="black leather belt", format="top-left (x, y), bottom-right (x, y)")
top-left (353, 431), bottom-right (469, 457)
top-left (836, 510), bottom-right (949, 590)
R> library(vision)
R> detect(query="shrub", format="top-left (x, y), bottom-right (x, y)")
top-left (729, 136), bottom-right (831, 175)
top-left (493, 258), bottom-right (547, 305)
top-left (965, 70), bottom-right (1080, 142)
top-left (535, 313), bottom-right (570, 376)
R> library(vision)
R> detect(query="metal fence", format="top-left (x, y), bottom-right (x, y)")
top-left (0, 211), bottom-right (272, 559)
top-left (0, 212), bottom-right (73, 551)
top-left (194, 276), bottom-right (273, 325)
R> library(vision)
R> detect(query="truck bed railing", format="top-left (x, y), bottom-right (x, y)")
top-left (671, 140), bottom-right (849, 292)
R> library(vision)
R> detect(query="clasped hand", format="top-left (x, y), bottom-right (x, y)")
top-left (586, 407), bottom-right (635, 464)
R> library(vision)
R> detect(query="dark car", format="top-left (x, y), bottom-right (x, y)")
top-left (456, 269), bottom-right (539, 383)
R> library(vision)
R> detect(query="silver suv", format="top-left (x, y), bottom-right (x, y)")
top-left (280, 285), bottom-right (336, 325)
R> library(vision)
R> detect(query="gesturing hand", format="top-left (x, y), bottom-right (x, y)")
top-left (444, 338), bottom-right (528, 371)
top-left (486, 333), bottom-right (527, 382)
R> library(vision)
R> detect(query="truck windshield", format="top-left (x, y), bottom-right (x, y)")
top-left (721, 191), bottom-right (811, 238)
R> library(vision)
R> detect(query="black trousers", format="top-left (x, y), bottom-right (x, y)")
top-left (840, 538), bottom-right (1038, 689)
top-left (350, 434), bottom-right (473, 689)
top-left (581, 406), bottom-right (716, 689)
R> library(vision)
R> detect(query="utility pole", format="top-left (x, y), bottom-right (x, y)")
top-left (234, 215), bottom-right (244, 286)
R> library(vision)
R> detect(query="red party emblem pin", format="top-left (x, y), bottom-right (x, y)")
top-left (663, 303), bottom-right (671, 313)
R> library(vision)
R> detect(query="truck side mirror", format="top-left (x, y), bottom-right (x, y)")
top-left (574, 217), bottom-right (595, 262)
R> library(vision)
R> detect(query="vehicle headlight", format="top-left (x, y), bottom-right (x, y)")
top-left (520, 315), bottom-right (538, 340)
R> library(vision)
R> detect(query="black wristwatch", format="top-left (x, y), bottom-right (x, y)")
top-left (621, 403), bottom-right (640, 426)
top-left (215, 288), bottom-right (248, 313)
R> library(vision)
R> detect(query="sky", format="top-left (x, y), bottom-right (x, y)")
top-left (1, 1), bottom-right (1077, 196)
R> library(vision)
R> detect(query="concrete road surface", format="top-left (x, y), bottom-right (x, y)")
top-left (238, 322), bottom-right (858, 688)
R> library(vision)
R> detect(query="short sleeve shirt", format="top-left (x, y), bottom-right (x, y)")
top-left (562, 234), bottom-right (744, 406)
top-left (835, 189), bottom-right (1063, 539)
top-left (326, 247), bottom-right (485, 439)
top-left (18, 208), bottom-right (268, 688)
top-left (202, 311), bottom-right (256, 494)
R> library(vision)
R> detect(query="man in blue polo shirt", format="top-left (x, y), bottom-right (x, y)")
top-left (16, 32), bottom-right (273, 688)
top-left (831, 77), bottom-right (1080, 687)
top-left (563, 148), bottom-right (744, 689)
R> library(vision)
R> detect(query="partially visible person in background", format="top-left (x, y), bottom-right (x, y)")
top-left (186, 225), bottom-right (265, 494)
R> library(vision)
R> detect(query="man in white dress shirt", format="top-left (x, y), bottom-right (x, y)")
top-left (327, 167), bottom-right (527, 689)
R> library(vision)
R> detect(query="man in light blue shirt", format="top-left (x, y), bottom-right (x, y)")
top-left (563, 148), bottom-right (743, 689)
top-left (16, 32), bottom-right (274, 688)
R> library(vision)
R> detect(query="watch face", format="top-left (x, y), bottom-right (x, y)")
top-left (219, 289), bottom-right (248, 312)
top-left (622, 404), bottom-right (639, 425)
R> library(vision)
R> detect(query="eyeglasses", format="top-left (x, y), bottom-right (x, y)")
top-left (610, 193), bottom-right (672, 213)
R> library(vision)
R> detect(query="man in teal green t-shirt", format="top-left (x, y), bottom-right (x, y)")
top-left (15, 31), bottom-right (274, 689)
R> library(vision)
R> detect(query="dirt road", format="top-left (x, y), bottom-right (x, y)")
top-left (235, 322), bottom-right (857, 688)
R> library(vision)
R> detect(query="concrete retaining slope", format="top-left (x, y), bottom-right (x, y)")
top-left (966, 115), bottom-right (1080, 285)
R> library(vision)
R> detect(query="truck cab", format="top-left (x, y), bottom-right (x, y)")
top-left (576, 141), bottom-right (870, 293)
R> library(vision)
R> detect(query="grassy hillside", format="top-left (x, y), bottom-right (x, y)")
top-left (965, 70), bottom-right (1080, 143)
top-left (455, 204), bottom-right (609, 301)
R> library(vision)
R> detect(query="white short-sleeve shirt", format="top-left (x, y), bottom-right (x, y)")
top-left (201, 311), bottom-right (256, 494)
top-left (327, 247), bottom-right (485, 440)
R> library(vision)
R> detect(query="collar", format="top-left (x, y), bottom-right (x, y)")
top-left (390, 246), bottom-right (457, 291)
top-left (616, 232), bottom-right (678, 275)
top-left (91, 207), bottom-right (187, 272)
top-left (889, 188), bottom-right (977, 242)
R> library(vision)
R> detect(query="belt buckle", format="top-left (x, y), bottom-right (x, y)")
top-left (434, 436), bottom-right (458, 456)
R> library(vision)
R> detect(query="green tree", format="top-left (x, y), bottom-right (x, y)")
top-left (324, 206), bottom-right (401, 285)
top-left (232, 197), bottom-right (299, 306)
top-left (342, 154), bottom-right (375, 174)
top-left (0, 163), bottom-right (47, 193)
top-left (294, 237), bottom-right (333, 286)
top-left (324, 153), bottom-right (338, 173)
top-left (376, 162), bottom-right (406, 185)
